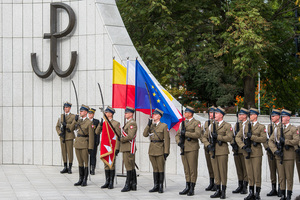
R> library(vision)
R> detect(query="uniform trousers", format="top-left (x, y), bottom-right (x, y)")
top-left (267, 153), bottom-right (277, 184)
top-left (204, 147), bottom-right (214, 178)
top-left (75, 148), bottom-right (89, 167)
top-left (60, 139), bottom-right (73, 163)
top-left (181, 150), bottom-right (198, 183)
top-left (211, 154), bottom-right (228, 186)
top-left (123, 152), bottom-right (135, 171)
top-left (234, 153), bottom-right (247, 181)
top-left (149, 155), bottom-right (165, 172)
top-left (245, 156), bottom-right (262, 187)
top-left (276, 159), bottom-right (294, 191)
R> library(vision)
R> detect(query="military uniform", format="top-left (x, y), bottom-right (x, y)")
top-left (263, 109), bottom-right (281, 197)
top-left (120, 106), bottom-right (137, 192)
top-left (89, 116), bottom-right (100, 175)
top-left (202, 107), bottom-right (233, 199)
top-left (143, 108), bottom-right (170, 193)
top-left (231, 120), bottom-right (248, 194)
top-left (96, 108), bottom-right (121, 189)
top-left (70, 105), bottom-right (94, 187)
top-left (55, 102), bottom-right (75, 174)
top-left (201, 119), bottom-right (216, 191)
top-left (296, 126), bottom-right (300, 183)
top-left (269, 109), bottom-right (299, 200)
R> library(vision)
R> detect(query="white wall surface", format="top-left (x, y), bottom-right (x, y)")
top-left (0, 0), bottom-right (299, 183)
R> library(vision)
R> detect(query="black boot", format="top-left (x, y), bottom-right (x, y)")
top-left (179, 182), bottom-right (190, 195)
top-left (101, 170), bottom-right (110, 188)
top-left (121, 170), bottom-right (132, 192)
top-left (232, 180), bottom-right (243, 193)
top-left (149, 172), bottom-right (159, 192)
top-left (90, 165), bottom-right (95, 175)
top-left (255, 187), bottom-right (261, 200)
top-left (280, 190), bottom-right (286, 200)
top-left (74, 166), bottom-right (84, 186)
top-left (267, 183), bottom-right (277, 196)
top-left (210, 185), bottom-right (221, 198)
top-left (131, 169), bottom-right (137, 191)
top-left (244, 186), bottom-right (255, 200)
top-left (211, 184), bottom-right (217, 191)
top-left (60, 163), bottom-right (68, 174)
top-left (187, 182), bottom-right (195, 196)
top-left (286, 190), bottom-right (292, 200)
top-left (206, 178), bottom-right (215, 191)
top-left (241, 181), bottom-right (248, 194)
top-left (81, 167), bottom-right (88, 186)
top-left (108, 170), bottom-right (115, 189)
top-left (220, 185), bottom-right (226, 199)
top-left (158, 172), bottom-right (164, 193)
top-left (277, 184), bottom-right (282, 197)
top-left (68, 163), bottom-right (72, 174)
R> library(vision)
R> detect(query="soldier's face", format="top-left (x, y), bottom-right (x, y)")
top-left (250, 114), bottom-right (257, 122)
top-left (271, 115), bottom-right (280, 123)
top-left (64, 106), bottom-right (71, 113)
top-left (125, 112), bottom-right (133, 119)
top-left (88, 113), bottom-right (94, 119)
top-left (215, 112), bottom-right (223, 121)
top-left (238, 114), bottom-right (247, 121)
top-left (184, 112), bottom-right (193, 119)
top-left (209, 112), bottom-right (214, 119)
top-left (80, 110), bottom-right (87, 117)
top-left (152, 113), bottom-right (161, 122)
top-left (105, 112), bottom-right (113, 119)
top-left (281, 116), bottom-right (290, 124)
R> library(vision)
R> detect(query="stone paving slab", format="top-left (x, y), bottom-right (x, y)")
top-left (0, 165), bottom-right (299, 200)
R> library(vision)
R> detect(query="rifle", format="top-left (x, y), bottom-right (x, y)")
top-left (268, 112), bottom-right (274, 160)
top-left (211, 111), bottom-right (217, 159)
top-left (179, 105), bottom-right (186, 155)
top-left (206, 111), bottom-right (211, 153)
top-left (244, 114), bottom-right (252, 159)
top-left (232, 112), bottom-right (239, 156)
top-left (277, 116), bottom-right (284, 164)
top-left (60, 113), bottom-right (66, 143)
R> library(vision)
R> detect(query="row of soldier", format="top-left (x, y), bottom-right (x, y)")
top-left (56, 102), bottom-right (300, 200)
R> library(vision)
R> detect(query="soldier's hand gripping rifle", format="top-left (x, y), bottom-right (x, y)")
top-left (178, 105), bottom-right (186, 155)
top-left (59, 112), bottom-right (67, 143)
top-left (231, 112), bottom-right (239, 156)
top-left (244, 114), bottom-right (252, 159)
top-left (276, 116), bottom-right (285, 164)
top-left (210, 111), bottom-right (217, 159)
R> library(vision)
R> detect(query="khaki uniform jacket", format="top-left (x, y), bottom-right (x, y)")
top-left (119, 118), bottom-right (137, 152)
top-left (202, 121), bottom-right (233, 156)
top-left (269, 124), bottom-right (299, 161)
top-left (95, 119), bottom-right (121, 151)
top-left (143, 122), bottom-right (170, 156)
top-left (200, 120), bottom-right (212, 143)
top-left (175, 118), bottom-right (201, 152)
top-left (230, 122), bottom-right (243, 153)
top-left (236, 121), bottom-right (267, 157)
top-left (55, 113), bottom-right (75, 141)
top-left (71, 118), bottom-right (94, 150)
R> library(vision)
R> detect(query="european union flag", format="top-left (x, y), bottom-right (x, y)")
top-left (135, 60), bottom-right (179, 129)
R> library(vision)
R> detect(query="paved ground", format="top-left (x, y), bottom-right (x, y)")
top-left (0, 165), bottom-right (299, 200)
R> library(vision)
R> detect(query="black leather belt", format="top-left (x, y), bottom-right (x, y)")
top-left (77, 134), bottom-right (88, 137)
top-left (151, 140), bottom-right (164, 143)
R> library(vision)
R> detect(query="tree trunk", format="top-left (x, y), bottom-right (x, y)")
top-left (243, 76), bottom-right (256, 109)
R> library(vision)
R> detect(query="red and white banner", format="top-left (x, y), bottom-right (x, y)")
top-left (100, 118), bottom-right (117, 169)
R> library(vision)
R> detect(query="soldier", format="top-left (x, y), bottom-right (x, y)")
top-left (263, 109), bottom-right (281, 196)
top-left (55, 102), bottom-right (75, 174)
top-left (296, 126), bottom-right (300, 183)
top-left (119, 106), bottom-right (137, 192)
top-left (70, 105), bottom-right (94, 187)
top-left (201, 106), bottom-right (217, 192)
top-left (96, 106), bottom-right (121, 189)
top-left (88, 108), bottom-right (100, 175)
top-left (231, 108), bottom-right (248, 195)
top-left (269, 109), bottom-right (299, 200)
top-left (236, 108), bottom-right (267, 200)
top-left (175, 106), bottom-right (201, 196)
top-left (202, 106), bottom-right (233, 199)
top-left (143, 108), bottom-right (170, 193)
